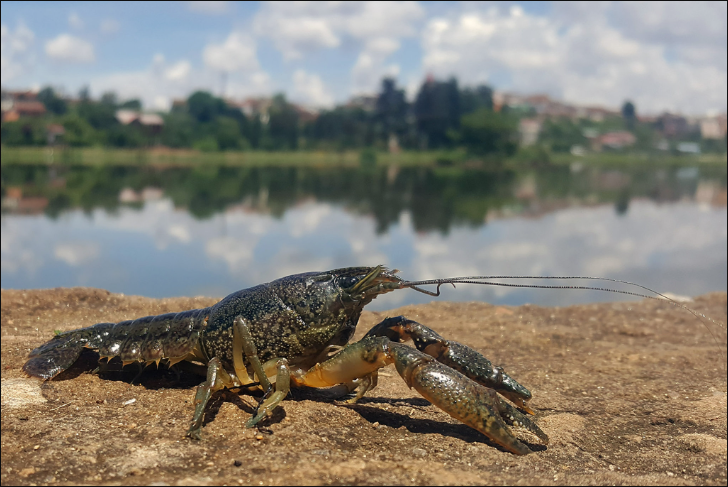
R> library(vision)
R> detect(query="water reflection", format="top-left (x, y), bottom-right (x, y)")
top-left (3, 164), bottom-right (726, 230)
top-left (1, 163), bottom-right (726, 310)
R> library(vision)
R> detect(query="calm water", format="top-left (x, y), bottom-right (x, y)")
top-left (1, 163), bottom-right (726, 311)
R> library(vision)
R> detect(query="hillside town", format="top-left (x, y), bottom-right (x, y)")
top-left (2, 77), bottom-right (726, 157)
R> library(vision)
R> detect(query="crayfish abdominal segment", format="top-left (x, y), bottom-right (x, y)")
top-left (22, 266), bottom-right (547, 455)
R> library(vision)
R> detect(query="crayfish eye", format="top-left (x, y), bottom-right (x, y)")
top-left (337, 276), bottom-right (361, 290)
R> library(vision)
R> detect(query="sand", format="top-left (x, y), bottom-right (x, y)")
top-left (1, 287), bottom-right (726, 486)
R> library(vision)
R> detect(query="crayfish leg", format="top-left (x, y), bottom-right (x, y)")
top-left (245, 358), bottom-right (291, 428)
top-left (186, 357), bottom-right (235, 440)
top-left (232, 316), bottom-right (269, 390)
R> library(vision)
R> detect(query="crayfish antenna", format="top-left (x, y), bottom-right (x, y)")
top-left (404, 282), bottom-right (456, 297)
top-left (399, 275), bottom-right (726, 367)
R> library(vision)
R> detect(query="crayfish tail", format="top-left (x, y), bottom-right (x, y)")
top-left (22, 335), bottom-right (86, 380)
top-left (23, 322), bottom-right (116, 380)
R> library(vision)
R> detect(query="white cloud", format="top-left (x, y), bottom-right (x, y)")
top-left (1, 21), bottom-right (35, 82)
top-left (203, 32), bottom-right (259, 73)
top-left (100, 19), bottom-right (120, 34)
top-left (254, 1), bottom-right (424, 93)
top-left (351, 36), bottom-right (403, 93)
top-left (68, 12), bottom-right (83, 30)
top-left (45, 34), bottom-right (95, 63)
top-left (206, 236), bottom-right (255, 271)
top-left (254, 8), bottom-right (340, 60)
top-left (292, 69), bottom-right (334, 108)
top-left (188, 1), bottom-right (229, 14)
top-left (421, 4), bottom-right (727, 115)
top-left (165, 60), bottom-right (191, 81)
top-left (90, 54), bottom-right (193, 111)
top-left (90, 48), bottom-right (270, 111)
top-left (610, 2), bottom-right (726, 49)
top-left (54, 242), bottom-right (100, 266)
top-left (351, 58), bottom-right (401, 94)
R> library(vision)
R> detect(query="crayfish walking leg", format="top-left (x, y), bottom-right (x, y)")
top-left (187, 316), bottom-right (292, 438)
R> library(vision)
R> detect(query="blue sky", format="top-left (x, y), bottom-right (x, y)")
top-left (2, 1), bottom-right (726, 115)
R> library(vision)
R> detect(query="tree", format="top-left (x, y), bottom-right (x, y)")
top-left (106, 124), bottom-right (145, 148)
top-left (247, 114), bottom-right (264, 149)
top-left (100, 91), bottom-right (119, 107)
top-left (161, 112), bottom-right (195, 148)
top-left (78, 86), bottom-right (90, 102)
top-left (622, 100), bottom-right (636, 130)
top-left (61, 115), bottom-right (96, 147)
top-left (215, 116), bottom-right (244, 150)
top-left (187, 91), bottom-right (226, 123)
top-left (539, 119), bottom-right (586, 153)
top-left (1, 119), bottom-right (46, 146)
top-left (308, 107), bottom-right (372, 149)
top-left (77, 101), bottom-right (117, 130)
top-left (268, 94), bottom-right (299, 150)
top-left (460, 85), bottom-right (493, 115)
top-left (376, 78), bottom-right (408, 143)
top-left (37, 87), bottom-right (68, 115)
top-left (119, 99), bottom-right (142, 110)
top-left (459, 108), bottom-right (518, 157)
top-left (414, 77), bottom-right (460, 149)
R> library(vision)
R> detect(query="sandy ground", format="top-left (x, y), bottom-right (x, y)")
top-left (1, 287), bottom-right (726, 486)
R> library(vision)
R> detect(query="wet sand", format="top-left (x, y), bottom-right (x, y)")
top-left (1, 288), bottom-right (726, 486)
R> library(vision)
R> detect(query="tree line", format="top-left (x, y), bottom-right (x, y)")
top-left (3, 76), bottom-right (724, 157)
top-left (1, 78), bottom-right (520, 158)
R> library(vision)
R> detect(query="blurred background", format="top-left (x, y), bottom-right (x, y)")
top-left (1, 1), bottom-right (726, 310)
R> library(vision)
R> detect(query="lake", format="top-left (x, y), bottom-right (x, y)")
top-left (1, 162), bottom-right (726, 311)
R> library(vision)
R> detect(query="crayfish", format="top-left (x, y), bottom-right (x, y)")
top-left (24, 266), bottom-right (694, 455)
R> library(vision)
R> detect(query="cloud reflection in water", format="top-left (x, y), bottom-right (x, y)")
top-left (1, 198), bottom-right (725, 311)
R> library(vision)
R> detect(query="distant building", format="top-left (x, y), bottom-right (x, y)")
top-left (598, 131), bottom-right (636, 150)
top-left (46, 124), bottom-right (65, 145)
top-left (1, 186), bottom-right (49, 214)
top-left (228, 98), bottom-right (273, 124)
top-left (170, 99), bottom-right (187, 112)
top-left (519, 118), bottom-right (542, 146)
top-left (656, 113), bottom-right (694, 139)
top-left (346, 95), bottom-right (377, 112)
top-left (1, 90), bottom-right (46, 122)
top-left (494, 92), bottom-right (617, 121)
top-left (677, 142), bottom-right (701, 154)
top-left (700, 115), bottom-right (727, 140)
top-left (291, 104), bottom-right (319, 123)
top-left (581, 106), bottom-right (619, 122)
top-left (115, 109), bottom-right (164, 134)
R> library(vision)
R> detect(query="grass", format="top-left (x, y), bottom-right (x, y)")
top-left (0, 146), bottom-right (467, 168)
top-left (1, 145), bottom-right (725, 168)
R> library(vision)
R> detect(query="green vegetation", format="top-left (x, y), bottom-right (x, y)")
top-left (2, 77), bottom-right (726, 167)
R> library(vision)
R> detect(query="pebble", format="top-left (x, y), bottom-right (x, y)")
top-left (412, 448), bottom-right (427, 458)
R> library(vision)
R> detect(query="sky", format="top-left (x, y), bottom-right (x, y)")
top-left (1, 1), bottom-right (726, 115)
